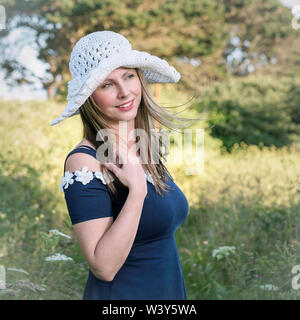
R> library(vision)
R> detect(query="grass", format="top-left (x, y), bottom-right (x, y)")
top-left (173, 141), bottom-right (300, 299)
top-left (0, 88), bottom-right (299, 299)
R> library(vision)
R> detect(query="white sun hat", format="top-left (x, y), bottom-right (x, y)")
top-left (50, 30), bottom-right (181, 126)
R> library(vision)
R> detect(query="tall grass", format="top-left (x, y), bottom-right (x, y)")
top-left (173, 141), bottom-right (300, 299)
top-left (0, 88), bottom-right (299, 299)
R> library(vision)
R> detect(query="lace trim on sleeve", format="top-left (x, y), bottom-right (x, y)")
top-left (60, 166), bottom-right (155, 192)
top-left (60, 165), bottom-right (113, 192)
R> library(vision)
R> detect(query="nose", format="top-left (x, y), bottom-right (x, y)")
top-left (117, 81), bottom-right (130, 99)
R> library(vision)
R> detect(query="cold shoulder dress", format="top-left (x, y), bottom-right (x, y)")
top-left (60, 145), bottom-right (189, 300)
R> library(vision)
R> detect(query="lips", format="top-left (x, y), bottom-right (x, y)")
top-left (116, 99), bottom-right (134, 107)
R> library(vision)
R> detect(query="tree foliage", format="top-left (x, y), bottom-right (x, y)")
top-left (198, 76), bottom-right (300, 152)
top-left (0, 0), bottom-right (297, 99)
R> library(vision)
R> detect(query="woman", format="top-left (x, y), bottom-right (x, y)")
top-left (50, 30), bottom-right (199, 300)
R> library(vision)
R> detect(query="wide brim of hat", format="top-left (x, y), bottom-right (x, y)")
top-left (50, 50), bottom-right (181, 126)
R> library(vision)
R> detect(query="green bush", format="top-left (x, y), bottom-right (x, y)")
top-left (285, 77), bottom-right (300, 125)
top-left (195, 76), bottom-right (300, 152)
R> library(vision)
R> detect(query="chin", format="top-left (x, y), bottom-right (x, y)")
top-left (118, 114), bottom-right (137, 121)
top-left (117, 108), bottom-right (138, 117)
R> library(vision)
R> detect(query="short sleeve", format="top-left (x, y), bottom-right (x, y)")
top-left (61, 168), bottom-right (113, 225)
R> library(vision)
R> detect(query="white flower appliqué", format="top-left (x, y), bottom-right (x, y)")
top-left (60, 171), bottom-right (74, 192)
top-left (60, 166), bottom-right (114, 191)
top-left (145, 170), bottom-right (155, 185)
top-left (94, 170), bottom-right (108, 185)
top-left (74, 166), bottom-right (94, 185)
top-left (60, 166), bottom-right (155, 192)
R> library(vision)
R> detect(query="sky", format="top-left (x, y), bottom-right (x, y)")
top-left (0, 0), bottom-right (299, 101)
top-left (280, 0), bottom-right (300, 8)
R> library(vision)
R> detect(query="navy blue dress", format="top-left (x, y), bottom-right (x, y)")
top-left (60, 145), bottom-right (189, 300)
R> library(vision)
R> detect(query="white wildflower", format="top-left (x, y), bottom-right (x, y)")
top-left (60, 171), bottom-right (74, 192)
top-left (74, 166), bottom-right (94, 185)
top-left (45, 253), bottom-right (73, 262)
top-left (7, 268), bottom-right (29, 275)
top-left (259, 284), bottom-right (279, 291)
top-left (49, 229), bottom-right (72, 239)
top-left (212, 246), bottom-right (236, 260)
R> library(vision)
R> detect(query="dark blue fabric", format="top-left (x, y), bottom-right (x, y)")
top-left (63, 146), bottom-right (113, 224)
top-left (63, 145), bottom-right (189, 300)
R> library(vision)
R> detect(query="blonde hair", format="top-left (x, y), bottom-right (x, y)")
top-left (79, 68), bottom-right (203, 197)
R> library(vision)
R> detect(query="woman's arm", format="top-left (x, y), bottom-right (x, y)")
top-left (93, 188), bottom-right (145, 280)
top-left (67, 152), bottom-right (146, 281)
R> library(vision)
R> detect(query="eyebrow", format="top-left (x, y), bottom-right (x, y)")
top-left (103, 70), bottom-right (132, 83)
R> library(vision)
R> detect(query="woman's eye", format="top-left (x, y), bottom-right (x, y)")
top-left (102, 74), bottom-right (134, 89)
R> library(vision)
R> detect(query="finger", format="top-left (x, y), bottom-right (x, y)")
top-left (117, 143), bottom-right (129, 165)
top-left (103, 162), bottom-right (118, 173)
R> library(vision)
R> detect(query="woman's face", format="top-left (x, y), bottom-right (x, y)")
top-left (91, 67), bottom-right (142, 126)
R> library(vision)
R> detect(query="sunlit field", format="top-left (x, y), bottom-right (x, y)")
top-left (0, 86), bottom-right (299, 299)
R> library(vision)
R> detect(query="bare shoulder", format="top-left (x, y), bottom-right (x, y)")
top-left (65, 152), bottom-right (102, 173)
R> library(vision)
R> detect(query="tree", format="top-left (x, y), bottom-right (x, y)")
top-left (198, 75), bottom-right (300, 151)
top-left (220, 0), bottom-right (299, 76)
top-left (0, 0), bottom-right (297, 100)
top-left (0, 0), bottom-right (225, 98)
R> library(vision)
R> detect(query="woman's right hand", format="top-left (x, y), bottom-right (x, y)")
top-left (102, 142), bottom-right (147, 196)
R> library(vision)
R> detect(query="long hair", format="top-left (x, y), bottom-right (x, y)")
top-left (79, 68), bottom-right (204, 197)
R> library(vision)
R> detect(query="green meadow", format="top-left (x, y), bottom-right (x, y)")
top-left (0, 85), bottom-right (300, 299)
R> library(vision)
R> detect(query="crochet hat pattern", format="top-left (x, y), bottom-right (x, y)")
top-left (50, 30), bottom-right (181, 126)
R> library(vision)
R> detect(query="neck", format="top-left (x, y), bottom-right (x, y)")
top-left (110, 120), bottom-right (136, 149)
